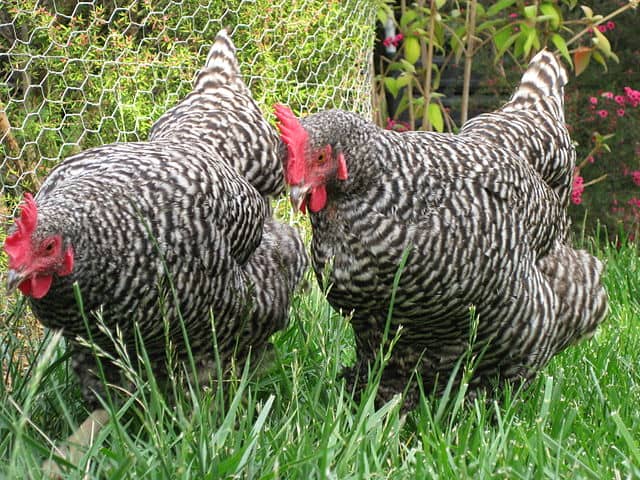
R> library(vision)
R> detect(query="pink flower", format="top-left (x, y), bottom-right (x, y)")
top-left (509, 13), bottom-right (519, 19)
top-left (587, 156), bottom-right (595, 163)
top-left (617, 109), bottom-right (625, 117)
top-left (589, 97), bottom-right (598, 105)
top-left (624, 87), bottom-right (640, 103)
top-left (606, 21), bottom-right (615, 30)
top-left (596, 109), bottom-right (609, 118)
top-left (597, 25), bottom-right (607, 33)
top-left (614, 95), bottom-right (626, 105)
top-left (602, 92), bottom-right (614, 99)
top-left (631, 171), bottom-right (640, 186)
top-left (572, 174), bottom-right (585, 205)
top-left (383, 33), bottom-right (404, 48)
top-left (628, 198), bottom-right (640, 208)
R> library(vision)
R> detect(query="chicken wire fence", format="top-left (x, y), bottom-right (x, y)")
top-left (0, 0), bottom-right (377, 218)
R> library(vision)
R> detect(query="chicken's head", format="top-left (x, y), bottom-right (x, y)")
top-left (275, 104), bottom-right (348, 214)
top-left (4, 193), bottom-right (74, 299)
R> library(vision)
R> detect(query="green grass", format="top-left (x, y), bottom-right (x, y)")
top-left (1, 239), bottom-right (639, 479)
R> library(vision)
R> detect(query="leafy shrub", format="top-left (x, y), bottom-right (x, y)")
top-left (0, 0), bottom-right (375, 196)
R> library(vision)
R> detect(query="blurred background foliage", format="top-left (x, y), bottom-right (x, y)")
top-left (0, 0), bottom-right (375, 201)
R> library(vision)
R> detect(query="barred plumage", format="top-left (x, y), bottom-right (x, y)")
top-left (150, 30), bottom-right (286, 198)
top-left (5, 29), bottom-right (307, 410)
top-left (276, 50), bottom-right (607, 407)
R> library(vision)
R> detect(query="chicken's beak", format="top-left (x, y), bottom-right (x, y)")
top-left (6, 269), bottom-right (26, 294)
top-left (290, 185), bottom-right (310, 213)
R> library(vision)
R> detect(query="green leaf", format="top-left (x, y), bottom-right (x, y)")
top-left (387, 61), bottom-right (407, 73)
top-left (592, 27), bottom-right (612, 58)
top-left (591, 50), bottom-right (608, 72)
top-left (428, 103), bottom-right (444, 132)
top-left (476, 19), bottom-right (508, 34)
top-left (523, 26), bottom-right (538, 57)
top-left (580, 5), bottom-right (593, 18)
top-left (486, 0), bottom-right (517, 17)
top-left (400, 9), bottom-right (419, 30)
top-left (396, 72), bottom-right (413, 89)
top-left (551, 34), bottom-right (571, 66)
top-left (398, 58), bottom-right (416, 74)
top-left (384, 77), bottom-right (400, 98)
top-left (495, 31), bottom-right (519, 62)
top-left (523, 5), bottom-right (537, 19)
top-left (540, 3), bottom-right (561, 29)
top-left (493, 27), bottom-right (513, 52)
top-left (450, 25), bottom-right (467, 58)
top-left (404, 36), bottom-right (421, 65)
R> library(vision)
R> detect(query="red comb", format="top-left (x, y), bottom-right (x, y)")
top-left (4, 192), bottom-right (37, 268)
top-left (274, 104), bottom-right (308, 185)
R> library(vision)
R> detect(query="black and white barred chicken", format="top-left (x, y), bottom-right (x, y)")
top-left (275, 50), bottom-right (607, 408)
top-left (4, 29), bottom-right (307, 467)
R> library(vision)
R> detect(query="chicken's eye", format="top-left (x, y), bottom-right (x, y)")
top-left (44, 241), bottom-right (55, 253)
top-left (317, 152), bottom-right (326, 164)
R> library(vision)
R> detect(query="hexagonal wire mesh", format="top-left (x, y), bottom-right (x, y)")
top-left (0, 0), bottom-right (377, 217)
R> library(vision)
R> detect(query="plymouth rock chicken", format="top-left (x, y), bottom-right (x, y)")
top-left (4, 29), bottom-right (307, 470)
top-left (275, 50), bottom-right (607, 408)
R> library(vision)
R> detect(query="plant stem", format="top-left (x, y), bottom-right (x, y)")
top-left (565, 1), bottom-right (638, 48)
top-left (420, 0), bottom-right (437, 131)
top-left (583, 174), bottom-right (608, 188)
top-left (460, 0), bottom-right (477, 125)
top-left (400, 0), bottom-right (416, 129)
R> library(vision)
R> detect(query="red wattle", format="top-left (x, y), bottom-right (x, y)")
top-left (309, 185), bottom-right (327, 212)
top-left (18, 279), bottom-right (32, 296)
top-left (27, 275), bottom-right (53, 299)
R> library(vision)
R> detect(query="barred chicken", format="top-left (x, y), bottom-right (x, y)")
top-left (4, 29), bottom-right (307, 470)
top-left (275, 50), bottom-right (607, 408)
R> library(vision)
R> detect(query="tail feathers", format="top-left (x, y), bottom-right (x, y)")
top-left (538, 245), bottom-right (608, 353)
top-left (193, 28), bottom-right (244, 92)
top-left (504, 49), bottom-right (568, 121)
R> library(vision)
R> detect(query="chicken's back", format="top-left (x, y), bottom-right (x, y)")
top-left (150, 29), bottom-right (285, 198)
top-left (461, 50), bottom-right (575, 211)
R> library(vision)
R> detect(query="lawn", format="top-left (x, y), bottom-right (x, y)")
top-left (1, 234), bottom-right (639, 479)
